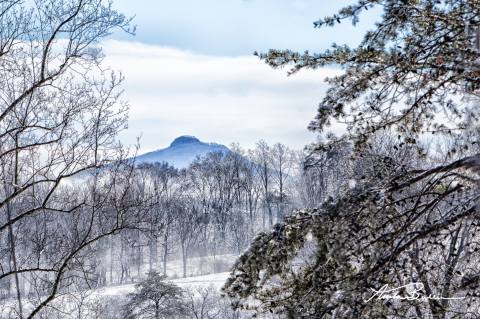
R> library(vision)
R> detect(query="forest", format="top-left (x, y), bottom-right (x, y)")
top-left (1, 0), bottom-right (480, 318)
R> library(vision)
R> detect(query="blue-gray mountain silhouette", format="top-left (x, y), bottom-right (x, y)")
top-left (135, 135), bottom-right (229, 168)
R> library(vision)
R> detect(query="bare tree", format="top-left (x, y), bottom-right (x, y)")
top-left (269, 143), bottom-right (295, 223)
top-left (0, 0), bottom-right (135, 317)
top-left (185, 285), bottom-right (241, 319)
top-left (250, 141), bottom-right (273, 228)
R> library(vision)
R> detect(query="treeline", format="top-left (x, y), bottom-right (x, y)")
top-left (89, 141), bottom-right (303, 286)
top-left (0, 139), bottom-right (309, 300)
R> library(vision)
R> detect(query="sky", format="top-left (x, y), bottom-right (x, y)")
top-left (106, 0), bottom-right (380, 152)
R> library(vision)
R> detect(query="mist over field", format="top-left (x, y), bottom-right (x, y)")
top-left (0, 1), bottom-right (479, 318)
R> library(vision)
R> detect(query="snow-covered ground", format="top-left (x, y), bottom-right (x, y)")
top-left (95, 254), bottom-right (235, 297)
top-left (97, 272), bottom-right (230, 297)
top-left (156, 254), bottom-right (237, 278)
top-left (0, 255), bottom-right (236, 318)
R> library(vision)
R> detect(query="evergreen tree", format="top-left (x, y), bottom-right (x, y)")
top-left (224, 1), bottom-right (480, 318)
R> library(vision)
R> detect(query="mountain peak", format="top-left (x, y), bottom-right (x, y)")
top-left (136, 136), bottom-right (230, 168)
top-left (169, 135), bottom-right (200, 147)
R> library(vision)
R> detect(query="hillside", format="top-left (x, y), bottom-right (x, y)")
top-left (135, 135), bottom-right (229, 168)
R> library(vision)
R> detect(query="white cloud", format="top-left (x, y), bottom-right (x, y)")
top-left (102, 40), bottom-right (342, 152)
top-left (112, 0), bottom-right (381, 56)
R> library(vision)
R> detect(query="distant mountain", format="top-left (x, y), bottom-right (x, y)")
top-left (135, 135), bottom-right (229, 168)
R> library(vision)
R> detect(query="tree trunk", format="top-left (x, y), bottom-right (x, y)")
top-left (155, 301), bottom-right (160, 319)
top-left (163, 227), bottom-right (169, 276)
top-left (212, 227), bottom-right (217, 273)
top-left (137, 244), bottom-right (142, 280)
top-left (181, 241), bottom-right (188, 278)
top-left (6, 202), bottom-right (23, 318)
top-left (148, 236), bottom-right (157, 272)
top-left (267, 202), bottom-right (273, 227)
top-left (5, 136), bottom-right (23, 318)
top-left (109, 238), bottom-right (114, 284)
top-left (119, 238), bottom-right (126, 284)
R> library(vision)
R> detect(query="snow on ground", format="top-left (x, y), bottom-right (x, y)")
top-left (0, 255), bottom-right (236, 318)
top-left (125, 254), bottom-right (237, 282)
top-left (98, 272), bottom-right (230, 297)
top-left (172, 272), bottom-right (229, 290)
top-left (97, 254), bottom-right (236, 297)
top-left (153, 253), bottom-right (237, 278)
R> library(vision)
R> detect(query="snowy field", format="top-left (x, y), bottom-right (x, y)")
top-left (0, 255), bottom-right (236, 318)
top-left (96, 272), bottom-right (230, 297)
top-left (154, 254), bottom-right (237, 278)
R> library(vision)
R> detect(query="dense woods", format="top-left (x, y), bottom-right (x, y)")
top-left (0, 2), bottom-right (307, 312)
top-left (57, 141), bottom-right (302, 287)
top-left (1, 0), bottom-right (480, 318)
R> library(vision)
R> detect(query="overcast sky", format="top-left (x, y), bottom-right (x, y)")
top-left (106, 0), bottom-right (380, 152)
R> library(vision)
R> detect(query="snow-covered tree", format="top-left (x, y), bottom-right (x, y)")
top-left (0, 0), bottom-right (134, 317)
top-left (123, 271), bottom-right (187, 319)
top-left (224, 1), bottom-right (480, 318)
